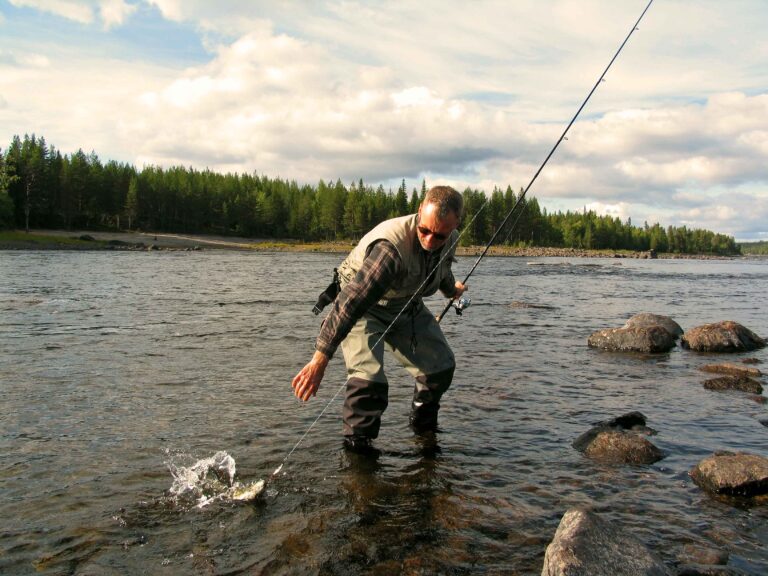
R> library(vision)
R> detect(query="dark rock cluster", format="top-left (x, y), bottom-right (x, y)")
top-left (552, 315), bottom-right (767, 575)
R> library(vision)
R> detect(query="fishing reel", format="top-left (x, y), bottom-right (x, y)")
top-left (452, 295), bottom-right (471, 316)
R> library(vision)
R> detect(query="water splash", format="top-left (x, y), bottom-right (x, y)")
top-left (165, 450), bottom-right (264, 507)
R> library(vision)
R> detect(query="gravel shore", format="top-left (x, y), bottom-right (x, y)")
top-left (0, 229), bottom-right (737, 259)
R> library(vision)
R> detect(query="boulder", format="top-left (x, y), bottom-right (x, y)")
top-left (541, 508), bottom-right (671, 576)
top-left (624, 313), bottom-right (684, 339)
top-left (573, 412), bottom-right (650, 451)
top-left (588, 326), bottom-right (677, 353)
top-left (681, 321), bottom-right (766, 353)
top-left (582, 430), bottom-right (664, 465)
top-left (689, 452), bottom-right (768, 497)
top-left (573, 412), bottom-right (664, 465)
top-left (699, 363), bottom-right (762, 378)
top-left (703, 375), bottom-right (763, 394)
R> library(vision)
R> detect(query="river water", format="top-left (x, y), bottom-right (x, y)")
top-left (1, 250), bottom-right (767, 575)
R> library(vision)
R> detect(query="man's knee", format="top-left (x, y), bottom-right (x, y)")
top-left (414, 365), bottom-right (454, 402)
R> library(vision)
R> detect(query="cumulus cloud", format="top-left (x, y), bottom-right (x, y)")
top-left (98, 0), bottom-right (136, 29)
top-left (2, 0), bottom-right (768, 239)
top-left (9, 0), bottom-right (93, 24)
top-left (9, 0), bottom-right (135, 28)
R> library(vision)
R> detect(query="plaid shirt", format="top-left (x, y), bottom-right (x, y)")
top-left (316, 239), bottom-right (457, 358)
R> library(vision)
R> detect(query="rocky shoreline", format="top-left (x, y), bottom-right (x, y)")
top-left (0, 229), bottom-right (744, 260)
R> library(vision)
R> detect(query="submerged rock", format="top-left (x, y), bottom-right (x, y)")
top-left (689, 452), bottom-right (768, 497)
top-left (676, 564), bottom-right (748, 575)
top-left (677, 544), bottom-right (729, 567)
top-left (573, 412), bottom-right (664, 465)
top-left (541, 508), bottom-right (671, 576)
top-left (588, 326), bottom-right (677, 353)
top-left (700, 363), bottom-right (762, 378)
top-left (510, 300), bottom-right (558, 310)
top-left (681, 321), bottom-right (766, 353)
top-left (623, 313), bottom-right (684, 339)
top-left (703, 375), bottom-right (763, 394)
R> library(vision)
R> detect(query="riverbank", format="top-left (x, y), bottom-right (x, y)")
top-left (0, 229), bottom-right (742, 259)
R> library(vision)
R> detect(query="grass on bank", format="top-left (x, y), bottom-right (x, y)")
top-left (0, 230), bottom-right (108, 248)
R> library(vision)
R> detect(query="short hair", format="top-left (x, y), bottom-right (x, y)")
top-left (423, 185), bottom-right (463, 221)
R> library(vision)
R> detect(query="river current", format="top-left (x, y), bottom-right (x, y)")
top-left (1, 250), bottom-right (767, 575)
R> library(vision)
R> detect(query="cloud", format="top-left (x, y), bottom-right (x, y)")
top-left (8, 0), bottom-right (136, 29)
top-left (1, 0), bottom-right (768, 240)
top-left (9, 0), bottom-right (94, 24)
top-left (98, 0), bottom-right (136, 29)
top-left (144, 0), bottom-right (182, 22)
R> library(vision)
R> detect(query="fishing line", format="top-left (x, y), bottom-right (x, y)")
top-left (271, 0), bottom-right (654, 482)
top-left (437, 0), bottom-right (654, 321)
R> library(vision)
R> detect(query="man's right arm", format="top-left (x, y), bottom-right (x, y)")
top-left (292, 241), bottom-right (401, 401)
top-left (315, 240), bottom-right (401, 358)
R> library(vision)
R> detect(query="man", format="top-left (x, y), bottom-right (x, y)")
top-left (291, 185), bottom-right (466, 452)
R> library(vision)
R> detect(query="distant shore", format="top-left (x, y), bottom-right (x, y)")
top-left (0, 229), bottom-right (743, 260)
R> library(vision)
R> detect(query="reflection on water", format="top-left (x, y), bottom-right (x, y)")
top-left (1, 251), bottom-right (767, 574)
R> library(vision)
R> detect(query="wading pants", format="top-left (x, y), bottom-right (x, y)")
top-left (340, 300), bottom-right (455, 438)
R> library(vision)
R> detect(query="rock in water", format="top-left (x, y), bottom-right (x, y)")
top-left (681, 321), bottom-right (766, 352)
top-left (623, 313), bottom-right (684, 339)
top-left (573, 412), bottom-right (664, 465)
top-left (588, 326), bottom-right (676, 353)
top-left (703, 375), bottom-right (763, 394)
top-left (699, 363), bottom-right (762, 378)
top-left (583, 430), bottom-right (665, 465)
top-left (541, 508), bottom-right (671, 576)
top-left (690, 452), bottom-right (768, 497)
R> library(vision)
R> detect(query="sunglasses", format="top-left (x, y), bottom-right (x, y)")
top-left (417, 226), bottom-right (449, 241)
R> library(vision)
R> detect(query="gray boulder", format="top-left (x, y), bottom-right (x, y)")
top-left (624, 313), bottom-right (684, 339)
top-left (703, 375), bottom-right (763, 394)
top-left (588, 326), bottom-right (676, 353)
top-left (689, 452), bottom-right (768, 497)
top-left (681, 321), bottom-right (766, 353)
top-left (541, 508), bottom-right (671, 576)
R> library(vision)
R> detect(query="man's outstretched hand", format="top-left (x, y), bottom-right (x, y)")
top-left (291, 350), bottom-right (329, 401)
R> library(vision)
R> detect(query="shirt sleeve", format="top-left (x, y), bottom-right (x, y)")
top-left (315, 240), bottom-right (402, 358)
top-left (439, 267), bottom-right (458, 298)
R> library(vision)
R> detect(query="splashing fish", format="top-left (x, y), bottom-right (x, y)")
top-left (165, 450), bottom-right (266, 506)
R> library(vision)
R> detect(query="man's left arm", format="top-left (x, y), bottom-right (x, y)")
top-left (438, 255), bottom-right (466, 299)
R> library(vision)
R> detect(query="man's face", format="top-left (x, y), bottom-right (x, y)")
top-left (416, 202), bottom-right (459, 252)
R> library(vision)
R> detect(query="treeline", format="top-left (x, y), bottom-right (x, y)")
top-left (739, 241), bottom-right (768, 255)
top-left (0, 134), bottom-right (740, 255)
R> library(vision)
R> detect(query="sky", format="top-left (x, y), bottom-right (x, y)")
top-left (1, 1), bottom-right (767, 241)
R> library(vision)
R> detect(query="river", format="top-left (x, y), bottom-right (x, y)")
top-left (1, 250), bottom-right (767, 575)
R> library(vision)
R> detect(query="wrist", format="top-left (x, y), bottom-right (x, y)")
top-left (312, 350), bottom-right (330, 367)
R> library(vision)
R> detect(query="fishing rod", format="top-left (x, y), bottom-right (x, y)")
top-left (250, 1), bottom-right (655, 494)
top-left (437, 0), bottom-right (655, 323)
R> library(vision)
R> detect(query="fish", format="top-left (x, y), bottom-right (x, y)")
top-left (229, 479), bottom-right (265, 501)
